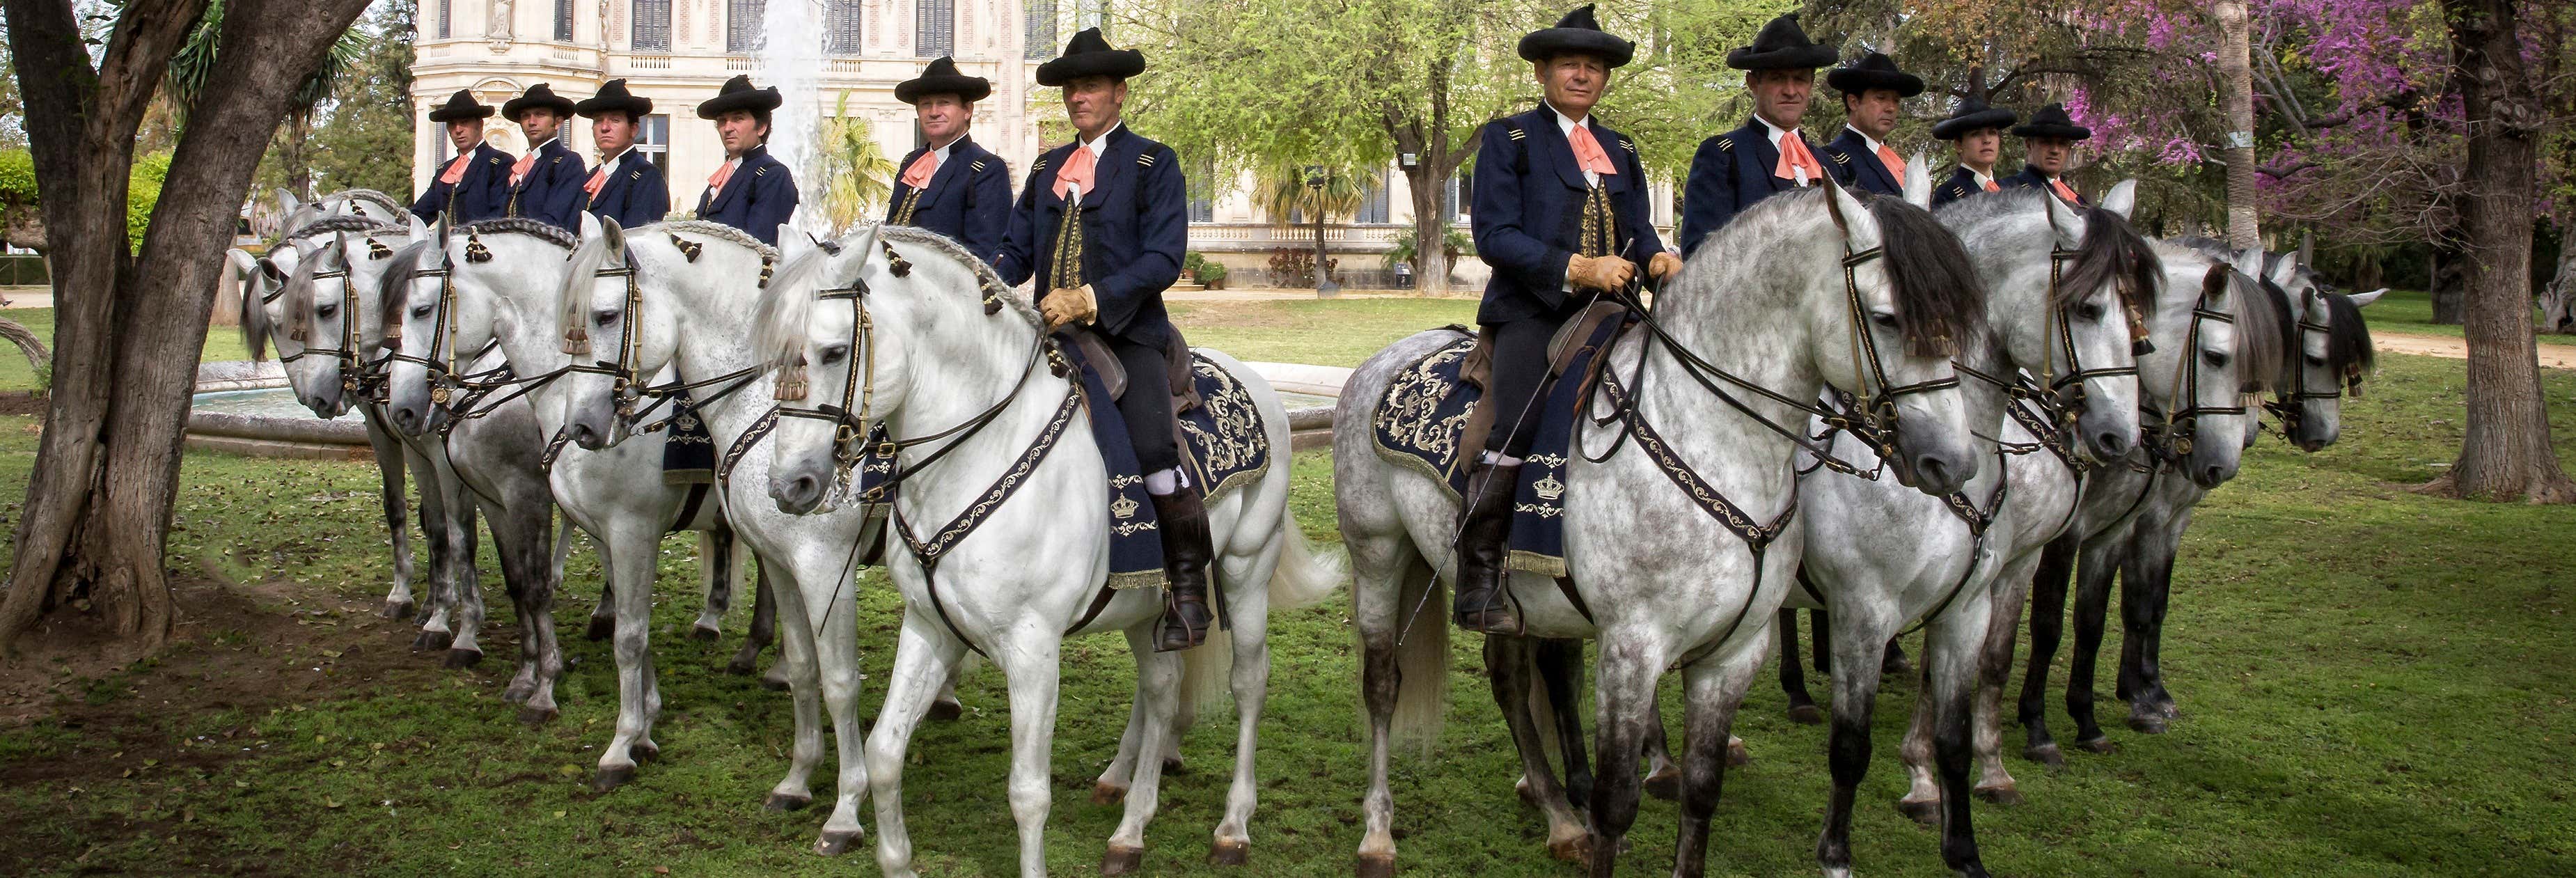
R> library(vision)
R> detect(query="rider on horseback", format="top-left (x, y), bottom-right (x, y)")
top-left (995, 29), bottom-right (1213, 652)
top-left (1455, 5), bottom-right (1679, 635)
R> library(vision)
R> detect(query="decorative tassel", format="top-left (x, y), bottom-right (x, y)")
top-left (562, 327), bottom-right (592, 356)
top-left (668, 233), bottom-right (702, 262)
top-left (774, 356), bottom-right (810, 400)
top-left (882, 240), bottom-right (911, 277)
top-left (758, 256), bottom-right (773, 289)
top-left (464, 230), bottom-right (492, 263)
top-left (366, 237), bottom-right (393, 260)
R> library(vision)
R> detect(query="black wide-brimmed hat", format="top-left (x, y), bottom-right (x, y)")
top-left (427, 89), bottom-right (495, 123)
top-left (696, 75), bottom-right (785, 120)
top-left (1518, 5), bottom-right (1635, 68)
top-left (1827, 52), bottom-right (1923, 97)
top-left (1931, 97), bottom-right (2018, 140)
top-left (2012, 102), bottom-right (2091, 141)
top-left (501, 83), bottom-right (576, 122)
top-left (1036, 28), bottom-right (1147, 87)
top-left (576, 79), bottom-right (654, 119)
top-left (896, 56), bottom-right (993, 104)
top-left (1727, 13), bottom-right (1838, 71)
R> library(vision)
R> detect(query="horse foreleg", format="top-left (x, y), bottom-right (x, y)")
top-left (1101, 627), bottom-right (1181, 875)
top-left (1536, 638), bottom-right (1599, 806)
top-left (2120, 510), bottom-right (2188, 732)
top-left (1776, 611), bottom-right (1824, 724)
top-left (808, 565), bottom-right (870, 856)
top-left (867, 616), bottom-right (966, 878)
top-left (1490, 636), bottom-right (1589, 863)
top-left (760, 564), bottom-right (825, 813)
top-left (1586, 643), bottom-right (1665, 878)
top-left (1969, 551), bottom-right (2043, 805)
top-left (2064, 528), bottom-right (2125, 753)
top-left (691, 526), bottom-right (732, 641)
top-left (2016, 534), bottom-right (2075, 765)
top-left (364, 419), bottom-right (416, 620)
top-left (1814, 609), bottom-right (1896, 878)
top-left (439, 475), bottom-right (489, 668)
top-left (409, 448), bottom-right (457, 653)
top-left (595, 517), bottom-right (662, 791)
top-left (998, 631), bottom-right (1067, 878)
top-left (1926, 594), bottom-right (1996, 878)
top-left (1671, 641), bottom-right (1763, 878)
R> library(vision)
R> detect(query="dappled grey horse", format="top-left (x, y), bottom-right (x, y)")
top-left (1337, 179), bottom-right (1989, 877)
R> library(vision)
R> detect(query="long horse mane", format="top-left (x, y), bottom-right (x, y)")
top-left (458, 217), bottom-right (580, 249)
top-left (752, 225), bottom-right (1036, 374)
top-left (556, 221), bottom-right (776, 357)
top-left (281, 214), bottom-right (402, 244)
top-left (2219, 263), bottom-right (2286, 394)
top-left (1864, 195), bottom-right (1988, 356)
top-left (327, 189), bottom-right (408, 219)
top-left (1938, 189), bottom-right (2160, 314)
top-left (377, 238), bottom-right (439, 342)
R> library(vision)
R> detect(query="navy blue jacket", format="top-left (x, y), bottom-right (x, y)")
top-left (2001, 165), bottom-right (2087, 205)
top-left (1680, 118), bottom-right (1825, 258)
top-left (411, 142), bottom-right (515, 226)
top-left (994, 125), bottom-right (1188, 347)
top-left (695, 145), bottom-right (799, 246)
top-left (585, 150), bottom-right (670, 230)
top-left (886, 136), bottom-right (1012, 266)
top-left (1468, 106), bottom-right (1665, 326)
top-left (1821, 128), bottom-right (1903, 196)
top-left (1932, 166), bottom-right (1997, 210)
top-left (505, 137), bottom-right (589, 230)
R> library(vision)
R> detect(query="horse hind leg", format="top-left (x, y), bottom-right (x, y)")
top-left (1101, 629), bottom-right (1182, 875)
top-left (1670, 642), bottom-right (1764, 878)
top-left (690, 526), bottom-right (732, 641)
top-left (1207, 540), bottom-right (1280, 867)
top-left (1535, 638), bottom-right (1601, 806)
top-left (2064, 531), bottom-right (2123, 753)
top-left (726, 560), bottom-right (780, 678)
top-left (2016, 534), bottom-right (2075, 767)
top-left (1777, 611), bottom-right (1825, 724)
top-left (1489, 636), bottom-right (1589, 863)
top-left (1353, 535), bottom-right (1436, 878)
top-left (2120, 517), bottom-right (2185, 732)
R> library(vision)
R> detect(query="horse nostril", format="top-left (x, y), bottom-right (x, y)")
top-left (1916, 454), bottom-right (1951, 488)
top-left (2096, 431), bottom-right (2130, 455)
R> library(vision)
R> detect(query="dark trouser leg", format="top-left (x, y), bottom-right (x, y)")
top-left (1456, 318), bottom-right (1557, 635)
top-left (1110, 336), bottom-right (1211, 652)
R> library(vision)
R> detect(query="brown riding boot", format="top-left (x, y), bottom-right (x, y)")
top-left (1152, 487), bottom-right (1217, 652)
top-left (1452, 460), bottom-right (1524, 635)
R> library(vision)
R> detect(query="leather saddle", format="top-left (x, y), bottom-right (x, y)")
top-left (1058, 325), bottom-right (1203, 415)
top-left (1450, 300), bottom-right (1631, 478)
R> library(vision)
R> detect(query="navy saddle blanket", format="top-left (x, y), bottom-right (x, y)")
top-left (850, 344), bottom-right (1273, 590)
top-left (1369, 318), bottom-right (1627, 577)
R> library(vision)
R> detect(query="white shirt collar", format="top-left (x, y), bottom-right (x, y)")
top-left (1078, 121), bottom-right (1122, 157)
top-left (1756, 114), bottom-right (1799, 147)
top-left (1846, 126), bottom-right (1885, 154)
top-left (1961, 164), bottom-right (1995, 188)
top-left (1546, 102), bottom-right (1589, 136)
top-left (929, 134), bottom-right (963, 162)
top-left (599, 146), bottom-right (636, 168)
top-left (530, 136), bottom-right (559, 153)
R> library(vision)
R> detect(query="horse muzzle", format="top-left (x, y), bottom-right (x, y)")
top-left (769, 466), bottom-right (828, 515)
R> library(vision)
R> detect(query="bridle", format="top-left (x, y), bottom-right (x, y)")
top-left (2258, 279), bottom-right (2353, 439)
top-left (551, 235), bottom-right (773, 439)
top-left (2139, 265), bottom-right (2244, 464)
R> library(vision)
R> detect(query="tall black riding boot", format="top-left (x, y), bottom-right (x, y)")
top-left (1452, 460), bottom-right (1523, 635)
top-left (1153, 487), bottom-right (1217, 652)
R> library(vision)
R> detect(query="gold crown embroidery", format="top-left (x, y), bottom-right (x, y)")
top-left (1110, 494), bottom-right (1140, 519)
top-left (1532, 472), bottom-right (1566, 502)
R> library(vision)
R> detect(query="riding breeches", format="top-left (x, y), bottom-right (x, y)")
top-left (1480, 314), bottom-right (1566, 459)
top-left (1108, 334), bottom-right (1182, 474)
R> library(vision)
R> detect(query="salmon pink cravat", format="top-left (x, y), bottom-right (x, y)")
top-left (439, 152), bottom-right (474, 185)
top-left (510, 151), bottom-right (537, 187)
top-left (901, 152), bottom-right (941, 189)
top-left (1983, 178), bottom-right (2001, 193)
top-left (1775, 134), bottom-right (1822, 183)
top-left (584, 165), bottom-right (610, 201)
top-left (1566, 124), bottom-right (1617, 176)
top-left (1053, 146), bottom-right (1097, 200)
top-left (706, 160), bottom-right (736, 199)
top-left (1876, 144), bottom-right (1906, 184)
top-left (2050, 178), bottom-right (2080, 203)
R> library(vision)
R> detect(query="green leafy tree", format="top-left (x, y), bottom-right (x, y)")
top-left (302, 0), bottom-right (417, 196)
top-left (168, 0), bottom-right (370, 198)
top-left (811, 92), bottom-right (897, 235)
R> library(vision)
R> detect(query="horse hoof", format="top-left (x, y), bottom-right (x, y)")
top-left (517, 705), bottom-right (558, 726)
top-left (1162, 754), bottom-right (1186, 774)
top-left (1882, 656), bottom-right (1915, 677)
top-left (1100, 842), bottom-right (1146, 876)
top-left (501, 682), bottom-right (534, 704)
top-left (631, 742), bottom-right (661, 763)
top-left (442, 648), bottom-right (482, 669)
top-left (1091, 781), bottom-right (1129, 806)
top-left (927, 699), bottom-right (964, 722)
top-left (1356, 851), bottom-right (1397, 878)
top-left (2076, 736), bottom-right (2119, 755)
top-left (1728, 738), bottom-right (1753, 767)
top-left (690, 625), bottom-right (721, 643)
top-left (814, 827), bottom-right (863, 856)
top-left (762, 792), bottom-right (812, 813)
top-left (1974, 784), bottom-right (2023, 806)
top-left (2128, 713), bottom-right (2168, 735)
top-left (413, 629), bottom-right (454, 652)
top-left (2023, 743), bottom-right (2065, 769)
top-left (1545, 832), bottom-right (1593, 863)
top-left (759, 674), bottom-right (791, 692)
top-left (1787, 703), bottom-right (1825, 726)
top-left (593, 765), bottom-right (637, 793)
top-left (1895, 797), bottom-right (1941, 825)
top-left (1208, 838), bottom-right (1250, 867)
top-left (723, 655), bottom-right (760, 676)
top-left (382, 599), bottom-right (415, 621)
top-left (1643, 767), bottom-right (1683, 801)
top-left (584, 616), bottom-right (614, 641)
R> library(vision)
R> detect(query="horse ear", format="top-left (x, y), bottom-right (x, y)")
top-left (407, 211), bottom-right (430, 242)
top-left (778, 228), bottom-right (812, 265)
top-left (601, 215), bottom-right (627, 258)
top-left (331, 232), bottom-right (352, 267)
top-left (2346, 288), bottom-right (2386, 308)
top-left (847, 222), bottom-right (885, 272)
top-left (2043, 184), bottom-right (2084, 246)
top-left (1821, 175), bottom-right (1879, 251)
top-left (2233, 245), bottom-right (2263, 276)
top-left (276, 188), bottom-right (300, 217)
top-left (2267, 247), bottom-right (2300, 285)
top-left (579, 211), bottom-right (603, 242)
top-left (1901, 152), bottom-right (1932, 210)
top-left (2099, 180), bottom-right (2138, 220)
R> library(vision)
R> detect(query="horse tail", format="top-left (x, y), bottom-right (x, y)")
top-left (1266, 514), bottom-right (1346, 612)
top-left (1178, 626), bottom-right (1232, 722)
top-left (1388, 559), bottom-right (1449, 758)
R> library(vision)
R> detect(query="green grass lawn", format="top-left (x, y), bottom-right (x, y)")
top-left (1172, 297), bottom-right (1479, 368)
top-left (0, 307), bottom-right (256, 392)
top-left (2363, 289), bottom-right (2576, 347)
top-left (1, 300), bottom-right (2573, 876)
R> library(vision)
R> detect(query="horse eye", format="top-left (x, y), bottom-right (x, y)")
top-left (2305, 354), bottom-right (2327, 368)
top-left (411, 304), bottom-right (434, 319)
top-left (2203, 350), bottom-right (2229, 369)
top-left (593, 308), bottom-right (618, 327)
top-left (2075, 303), bottom-right (2107, 321)
top-left (315, 304), bottom-right (337, 318)
top-left (818, 344), bottom-right (849, 366)
top-left (1870, 312), bottom-right (1899, 329)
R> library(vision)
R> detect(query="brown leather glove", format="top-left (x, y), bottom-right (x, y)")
top-left (1042, 284), bottom-right (1097, 330)
top-left (1649, 251), bottom-right (1683, 284)
top-left (1565, 253), bottom-right (1636, 292)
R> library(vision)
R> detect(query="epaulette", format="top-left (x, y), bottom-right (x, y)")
top-left (488, 156), bottom-right (504, 165)
top-left (1035, 157), bottom-right (1049, 173)
top-left (1829, 152), bottom-right (1850, 166)
top-left (629, 170), bottom-right (643, 181)
top-left (1714, 136), bottom-right (1734, 151)
top-left (1617, 138), bottom-right (1635, 152)
top-left (1138, 152), bottom-right (1156, 167)
top-left (1506, 123), bottom-right (1526, 141)
top-left (754, 166), bottom-right (768, 177)
top-left (970, 159), bottom-right (987, 173)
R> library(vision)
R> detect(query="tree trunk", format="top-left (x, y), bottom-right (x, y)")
top-left (282, 111), bottom-right (314, 199)
top-left (1402, 162), bottom-right (1453, 295)
top-left (0, 0), bottom-right (377, 654)
top-left (2426, 0), bottom-right (2575, 503)
top-left (2214, 1), bottom-right (2262, 249)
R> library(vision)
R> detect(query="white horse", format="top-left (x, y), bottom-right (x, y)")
top-left (2000, 240), bottom-right (2286, 775)
top-left (1775, 179), bottom-right (2151, 875)
top-left (746, 222), bottom-right (1344, 877)
top-left (272, 221), bottom-right (571, 722)
top-left (1336, 180), bottom-right (1988, 877)
top-left (373, 215), bottom-right (778, 786)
